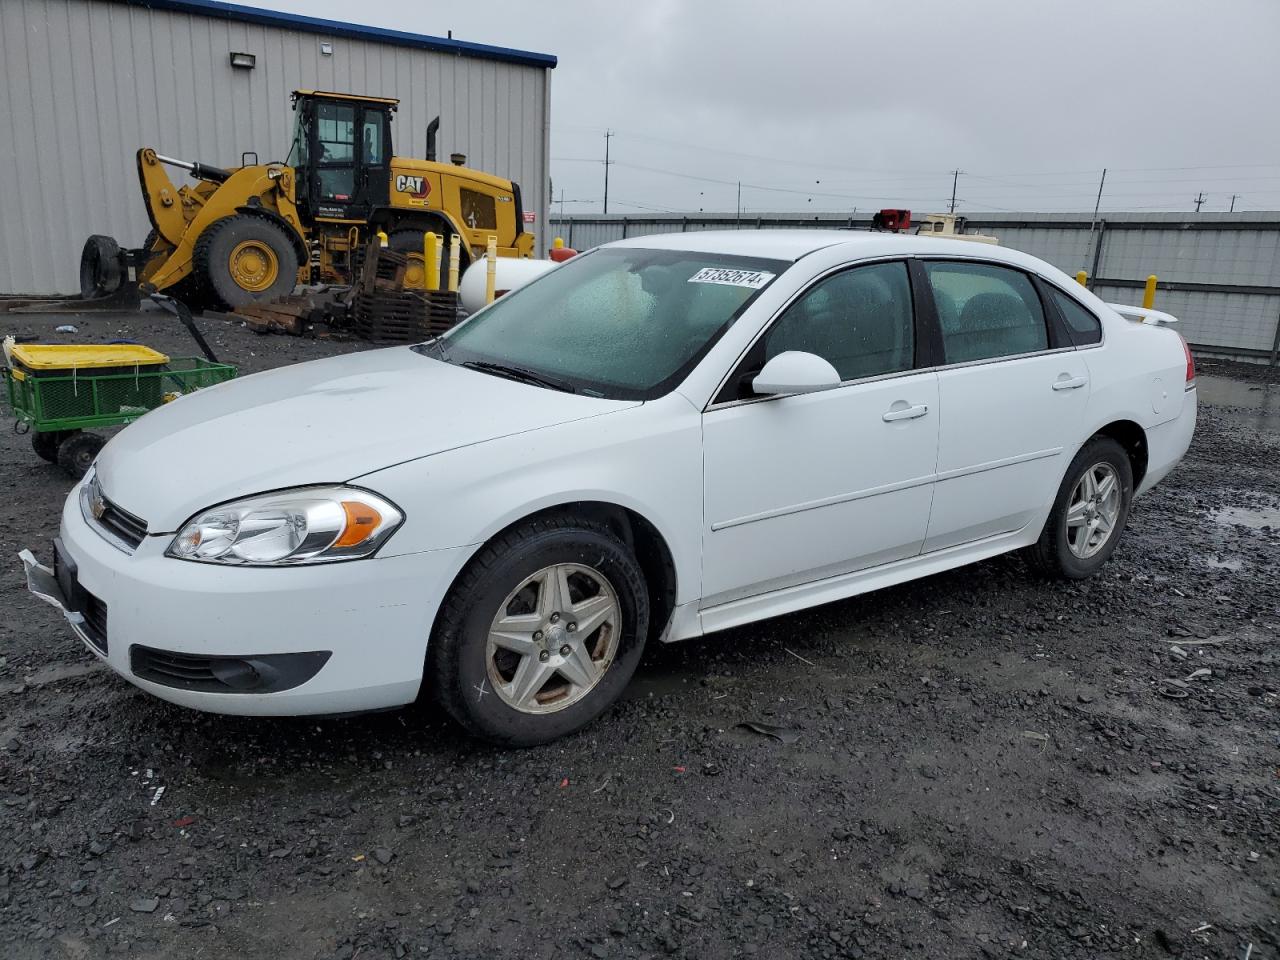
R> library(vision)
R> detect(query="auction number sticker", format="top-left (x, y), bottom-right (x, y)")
top-left (688, 267), bottom-right (774, 289)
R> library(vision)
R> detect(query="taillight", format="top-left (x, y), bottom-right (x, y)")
top-left (1180, 334), bottom-right (1195, 385)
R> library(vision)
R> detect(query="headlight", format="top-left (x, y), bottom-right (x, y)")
top-left (80, 468), bottom-right (105, 522)
top-left (166, 486), bottom-right (403, 565)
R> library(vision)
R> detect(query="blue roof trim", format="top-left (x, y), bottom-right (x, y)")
top-left (118, 0), bottom-right (557, 68)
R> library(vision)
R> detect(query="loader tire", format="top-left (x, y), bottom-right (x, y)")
top-left (80, 235), bottom-right (123, 299)
top-left (194, 215), bottom-right (299, 309)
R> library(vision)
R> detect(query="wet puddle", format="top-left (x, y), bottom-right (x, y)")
top-left (1214, 504), bottom-right (1280, 530)
top-left (1196, 375), bottom-right (1280, 434)
top-left (1201, 555), bottom-right (1243, 571)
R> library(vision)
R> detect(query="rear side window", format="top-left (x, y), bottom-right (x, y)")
top-left (762, 261), bottom-right (915, 382)
top-left (924, 261), bottom-right (1048, 363)
top-left (460, 189), bottom-right (497, 230)
top-left (1046, 286), bottom-right (1103, 346)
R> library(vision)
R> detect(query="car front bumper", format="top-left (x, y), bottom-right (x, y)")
top-left (19, 491), bottom-right (471, 716)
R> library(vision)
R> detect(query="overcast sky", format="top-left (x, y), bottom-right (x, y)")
top-left (264, 0), bottom-right (1280, 216)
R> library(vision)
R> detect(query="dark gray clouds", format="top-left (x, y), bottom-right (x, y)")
top-left (265, 0), bottom-right (1280, 214)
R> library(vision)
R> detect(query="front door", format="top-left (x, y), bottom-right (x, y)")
top-left (701, 260), bottom-right (940, 606)
top-left (918, 258), bottom-right (1091, 551)
top-left (309, 101), bottom-right (390, 221)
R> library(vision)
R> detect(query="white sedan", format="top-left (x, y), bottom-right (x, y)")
top-left (21, 231), bottom-right (1197, 745)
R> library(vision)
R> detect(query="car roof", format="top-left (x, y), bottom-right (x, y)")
top-left (606, 229), bottom-right (1044, 270)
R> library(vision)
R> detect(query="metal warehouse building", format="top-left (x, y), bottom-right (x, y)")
top-left (0, 0), bottom-right (556, 294)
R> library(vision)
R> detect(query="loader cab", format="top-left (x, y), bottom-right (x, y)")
top-left (290, 91), bottom-right (395, 223)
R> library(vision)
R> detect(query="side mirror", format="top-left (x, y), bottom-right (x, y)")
top-left (752, 351), bottom-right (842, 396)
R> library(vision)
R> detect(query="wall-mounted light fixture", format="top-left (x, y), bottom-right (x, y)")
top-left (229, 51), bottom-right (256, 69)
top-left (319, 41), bottom-right (334, 56)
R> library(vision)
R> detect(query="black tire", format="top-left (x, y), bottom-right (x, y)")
top-left (32, 429), bottom-right (75, 463)
top-left (57, 432), bottom-right (105, 480)
top-left (428, 515), bottom-right (650, 746)
top-left (1027, 436), bottom-right (1133, 579)
top-left (193, 215), bottom-right (300, 309)
top-left (79, 235), bottom-right (122, 299)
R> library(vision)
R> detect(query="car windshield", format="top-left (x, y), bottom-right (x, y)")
top-left (433, 248), bottom-right (787, 400)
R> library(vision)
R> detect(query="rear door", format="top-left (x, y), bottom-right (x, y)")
top-left (701, 260), bottom-right (939, 605)
top-left (919, 259), bottom-right (1090, 552)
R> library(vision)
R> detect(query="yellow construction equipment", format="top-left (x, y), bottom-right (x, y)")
top-left (86, 91), bottom-right (535, 310)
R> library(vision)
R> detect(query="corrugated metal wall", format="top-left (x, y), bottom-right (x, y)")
top-left (0, 0), bottom-right (551, 293)
top-left (549, 211), bottom-right (1280, 360)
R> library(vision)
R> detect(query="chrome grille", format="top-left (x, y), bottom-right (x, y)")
top-left (96, 497), bottom-right (147, 550)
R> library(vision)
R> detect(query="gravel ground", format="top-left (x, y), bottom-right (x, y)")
top-left (1, 308), bottom-right (1276, 960)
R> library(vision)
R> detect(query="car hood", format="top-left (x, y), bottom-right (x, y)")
top-left (94, 347), bottom-right (637, 531)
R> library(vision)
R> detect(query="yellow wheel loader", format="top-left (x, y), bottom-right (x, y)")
top-left (87, 91), bottom-right (535, 310)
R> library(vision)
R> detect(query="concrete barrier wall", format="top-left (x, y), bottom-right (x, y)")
top-left (548, 211), bottom-right (1280, 363)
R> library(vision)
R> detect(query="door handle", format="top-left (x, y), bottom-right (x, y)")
top-left (1052, 375), bottom-right (1088, 391)
top-left (882, 403), bottom-right (929, 422)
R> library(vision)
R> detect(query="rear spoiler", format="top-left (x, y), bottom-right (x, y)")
top-left (1108, 303), bottom-right (1179, 326)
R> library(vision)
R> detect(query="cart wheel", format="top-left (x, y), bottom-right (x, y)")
top-left (32, 429), bottom-right (76, 464)
top-left (57, 433), bottom-right (105, 479)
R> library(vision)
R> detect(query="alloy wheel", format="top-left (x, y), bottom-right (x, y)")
top-left (485, 563), bottom-right (621, 714)
top-left (1066, 462), bottom-right (1121, 559)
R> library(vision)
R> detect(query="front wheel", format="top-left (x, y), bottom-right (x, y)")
top-left (1028, 436), bottom-right (1133, 579)
top-left (193, 215), bottom-right (300, 309)
top-left (428, 516), bottom-right (649, 746)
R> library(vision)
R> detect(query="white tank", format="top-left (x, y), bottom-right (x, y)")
top-left (458, 258), bottom-right (557, 314)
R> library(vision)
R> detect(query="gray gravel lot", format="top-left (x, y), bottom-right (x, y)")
top-left (1, 307), bottom-right (1277, 959)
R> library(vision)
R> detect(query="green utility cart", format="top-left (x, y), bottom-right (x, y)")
top-left (3, 296), bottom-right (237, 478)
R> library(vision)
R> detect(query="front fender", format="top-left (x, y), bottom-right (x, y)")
top-left (357, 396), bottom-right (704, 606)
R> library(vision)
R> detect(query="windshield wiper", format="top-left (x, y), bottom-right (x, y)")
top-left (462, 360), bottom-right (576, 393)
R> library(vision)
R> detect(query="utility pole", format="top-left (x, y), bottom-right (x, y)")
top-left (1229, 194), bottom-right (1239, 212)
top-left (1084, 168), bottom-right (1108, 283)
top-left (736, 181), bottom-right (742, 227)
top-left (602, 130), bottom-right (614, 215)
top-left (1193, 192), bottom-right (1206, 212)
top-left (559, 188), bottom-right (566, 219)
top-left (949, 170), bottom-right (962, 214)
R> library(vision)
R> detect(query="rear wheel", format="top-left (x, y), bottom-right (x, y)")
top-left (56, 432), bottom-right (105, 480)
top-left (388, 230), bottom-right (430, 288)
top-left (32, 429), bottom-right (75, 463)
top-left (1028, 436), bottom-right (1133, 579)
top-left (428, 516), bottom-right (649, 746)
top-left (194, 215), bottom-right (299, 309)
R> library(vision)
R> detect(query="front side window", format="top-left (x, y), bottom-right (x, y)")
top-left (762, 261), bottom-right (915, 382)
top-left (1046, 286), bottom-right (1103, 346)
top-left (316, 103), bottom-right (355, 162)
top-left (924, 261), bottom-right (1048, 363)
top-left (435, 248), bottom-right (785, 400)
top-left (316, 103), bottom-right (356, 200)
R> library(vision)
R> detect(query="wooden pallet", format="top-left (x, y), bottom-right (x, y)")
top-left (352, 289), bottom-right (460, 343)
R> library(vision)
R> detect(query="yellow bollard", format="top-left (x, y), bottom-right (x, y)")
top-left (1076, 270), bottom-right (1088, 287)
top-left (485, 236), bottom-right (498, 305)
top-left (447, 235), bottom-right (461, 292)
top-left (552, 236), bottom-right (565, 250)
top-left (423, 232), bottom-right (440, 292)
top-left (376, 228), bottom-right (389, 248)
top-left (1142, 274), bottom-right (1158, 310)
